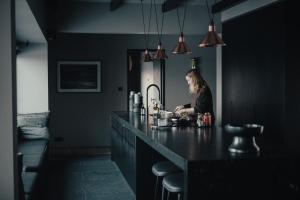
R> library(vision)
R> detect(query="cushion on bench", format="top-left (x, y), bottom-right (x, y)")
top-left (23, 154), bottom-right (44, 171)
top-left (18, 139), bottom-right (48, 155)
top-left (17, 112), bottom-right (50, 128)
top-left (22, 172), bottom-right (38, 194)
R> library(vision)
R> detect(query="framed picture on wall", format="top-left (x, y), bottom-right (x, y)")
top-left (57, 61), bottom-right (101, 92)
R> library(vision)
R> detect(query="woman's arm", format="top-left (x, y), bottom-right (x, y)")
top-left (175, 107), bottom-right (195, 115)
top-left (174, 103), bottom-right (191, 112)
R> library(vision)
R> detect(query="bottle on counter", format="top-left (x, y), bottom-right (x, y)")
top-left (138, 92), bottom-right (143, 105)
top-left (153, 102), bottom-right (159, 126)
top-left (207, 113), bottom-right (212, 126)
top-left (133, 92), bottom-right (141, 113)
top-left (140, 103), bottom-right (145, 115)
top-left (129, 91), bottom-right (134, 112)
top-left (153, 102), bottom-right (159, 115)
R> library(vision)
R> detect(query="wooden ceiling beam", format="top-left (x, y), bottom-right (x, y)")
top-left (110, 0), bottom-right (125, 11)
top-left (211, 0), bottom-right (247, 14)
top-left (162, 0), bottom-right (184, 13)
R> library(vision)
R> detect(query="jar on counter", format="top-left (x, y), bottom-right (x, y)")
top-left (203, 113), bottom-right (212, 127)
top-left (197, 113), bottom-right (203, 127)
top-left (203, 113), bottom-right (209, 127)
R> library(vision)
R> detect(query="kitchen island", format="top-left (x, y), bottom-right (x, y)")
top-left (111, 111), bottom-right (295, 200)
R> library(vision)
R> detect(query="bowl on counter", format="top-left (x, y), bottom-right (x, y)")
top-left (160, 110), bottom-right (174, 119)
top-left (225, 123), bottom-right (264, 154)
top-left (157, 118), bottom-right (172, 127)
top-left (243, 124), bottom-right (264, 136)
top-left (225, 124), bottom-right (264, 137)
top-left (170, 116), bottom-right (193, 126)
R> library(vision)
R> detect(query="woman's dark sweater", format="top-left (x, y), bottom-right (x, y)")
top-left (184, 86), bottom-right (215, 124)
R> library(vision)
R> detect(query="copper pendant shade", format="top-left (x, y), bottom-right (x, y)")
top-left (199, 20), bottom-right (226, 48)
top-left (154, 43), bottom-right (168, 60)
top-left (172, 32), bottom-right (192, 54)
top-left (143, 49), bottom-right (153, 62)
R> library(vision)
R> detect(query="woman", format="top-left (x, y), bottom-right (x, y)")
top-left (175, 69), bottom-right (215, 124)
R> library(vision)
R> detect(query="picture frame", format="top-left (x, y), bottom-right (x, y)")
top-left (57, 61), bottom-right (101, 93)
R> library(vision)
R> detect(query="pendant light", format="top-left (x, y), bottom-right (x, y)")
top-left (153, 0), bottom-right (167, 60)
top-left (172, 0), bottom-right (191, 54)
top-left (199, 0), bottom-right (225, 48)
top-left (140, 0), bottom-right (153, 62)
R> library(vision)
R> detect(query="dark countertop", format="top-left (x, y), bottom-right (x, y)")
top-left (111, 111), bottom-right (290, 169)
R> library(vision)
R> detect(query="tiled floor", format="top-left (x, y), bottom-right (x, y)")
top-left (42, 155), bottom-right (135, 200)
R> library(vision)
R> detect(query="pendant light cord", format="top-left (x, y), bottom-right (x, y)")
top-left (140, 0), bottom-right (153, 48)
top-left (154, 0), bottom-right (165, 44)
top-left (176, 0), bottom-right (187, 33)
top-left (205, 0), bottom-right (213, 22)
top-left (140, 0), bottom-right (147, 47)
top-left (213, 0), bottom-right (216, 20)
top-left (146, 0), bottom-right (153, 48)
top-left (160, 12), bottom-right (165, 42)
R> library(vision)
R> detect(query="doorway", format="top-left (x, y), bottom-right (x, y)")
top-left (127, 49), bottom-right (165, 112)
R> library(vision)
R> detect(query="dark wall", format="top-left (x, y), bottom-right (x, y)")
top-left (222, 0), bottom-right (300, 148)
top-left (127, 50), bottom-right (141, 100)
top-left (0, 0), bottom-right (17, 198)
top-left (285, 0), bottom-right (300, 151)
top-left (49, 33), bottom-right (216, 147)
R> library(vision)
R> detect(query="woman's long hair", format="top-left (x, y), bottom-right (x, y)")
top-left (185, 69), bottom-right (207, 93)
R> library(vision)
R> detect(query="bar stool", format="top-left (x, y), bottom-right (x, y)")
top-left (152, 161), bottom-right (180, 200)
top-left (162, 173), bottom-right (184, 200)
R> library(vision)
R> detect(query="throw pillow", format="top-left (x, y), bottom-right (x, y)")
top-left (17, 111), bottom-right (50, 127)
top-left (20, 127), bottom-right (49, 140)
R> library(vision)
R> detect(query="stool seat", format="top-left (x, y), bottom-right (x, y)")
top-left (152, 161), bottom-right (180, 177)
top-left (163, 173), bottom-right (184, 193)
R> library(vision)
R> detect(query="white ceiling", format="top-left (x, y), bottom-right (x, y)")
top-left (15, 0), bottom-right (46, 43)
top-left (15, 0), bottom-right (218, 42)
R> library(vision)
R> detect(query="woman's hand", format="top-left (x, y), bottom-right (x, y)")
top-left (174, 105), bottom-right (184, 112)
top-left (175, 108), bottom-right (186, 116)
top-left (175, 107), bottom-right (195, 117)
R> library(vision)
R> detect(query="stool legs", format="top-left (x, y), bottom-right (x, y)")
top-left (162, 173), bottom-right (184, 200)
top-left (162, 186), bottom-right (170, 200)
top-left (178, 193), bottom-right (182, 200)
top-left (154, 176), bottom-right (159, 200)
top-left (152, 161), bottom-right (181, 200)
top-left (162, 183), bottom-right (183, 200)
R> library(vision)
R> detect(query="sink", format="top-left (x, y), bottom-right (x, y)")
top-left (225, 124), bottom-right (264, 154)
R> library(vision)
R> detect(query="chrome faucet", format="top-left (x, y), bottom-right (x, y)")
top-left (146, 84), bottom-right (161, 115)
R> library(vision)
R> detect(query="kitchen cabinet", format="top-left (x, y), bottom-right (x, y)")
top-left (222, 0), bottom-right (300, 150)
top-left (111, 115), bottom-right (136, 193)
top-left (111, 111), bottom-right (300, 200)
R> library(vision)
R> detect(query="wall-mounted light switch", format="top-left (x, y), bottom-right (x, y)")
top-left (118, 86), bottom-right (123, 91)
